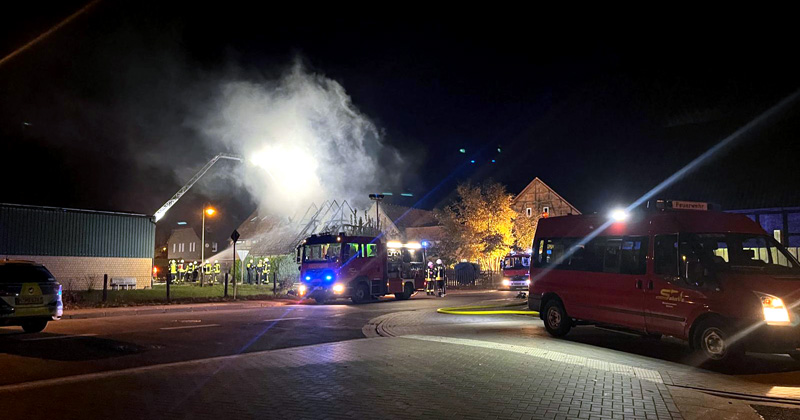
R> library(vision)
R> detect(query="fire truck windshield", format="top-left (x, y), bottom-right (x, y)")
top-left (503, 256), bottom-right (530, 269)
top-left (303, 243), bottom-right (342, 263)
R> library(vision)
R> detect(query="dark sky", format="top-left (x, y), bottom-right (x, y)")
top-left (2, 2), bottom-right (799, 245)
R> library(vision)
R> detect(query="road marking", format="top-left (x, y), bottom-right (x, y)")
top-left (262, 317), bottom-right (303, 322)
top-left (159, 324), bottom-right (220, 331)
top-left (21, 333), bottom-right (97, 341)
top-left (401, 335), bottom-right (664, 384)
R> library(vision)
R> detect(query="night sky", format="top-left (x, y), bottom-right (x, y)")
top-left (2, 3), bottom-right (799, 245)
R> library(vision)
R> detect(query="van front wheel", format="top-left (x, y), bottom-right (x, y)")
top-left (543, 300), bottom-right (571, 337)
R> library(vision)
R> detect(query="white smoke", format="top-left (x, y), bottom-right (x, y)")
top-left (200, 61), bottom-right (400, 216)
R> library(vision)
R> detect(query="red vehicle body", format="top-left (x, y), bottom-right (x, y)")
top-left (298, 234), bottom-right (426, 304)
top-left (501, 252), bottom-right (531, 290)
top-left (529, 201), bottom-right (800, 363)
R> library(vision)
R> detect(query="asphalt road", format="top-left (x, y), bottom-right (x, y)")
top-left (0, 290), bottom-right (509, 387)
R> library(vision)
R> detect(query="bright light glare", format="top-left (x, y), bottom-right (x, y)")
top-left (502, 279), bottom-right (510, 286)
top-left (332, 283), bottom-right (345, 294)
top-left (525, 279), bottom-right (531, 285)
top-left (250, 145), bottom-right (318, 196)
top-left (610, 209), bottom-right (628, 222)
top-left (387, 241), bottom-right (402, 249)
top-left (205, 208), bottom-right (216, 216)
top-left (298, 285), bottom-right (307, 296)
top-left (406, 242), bottom-right (422, 249)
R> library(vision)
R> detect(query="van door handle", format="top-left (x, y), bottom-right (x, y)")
top-left (648, 280), bottom-right (654, 290)
top-left (636, 279), bottom-right (642, 289)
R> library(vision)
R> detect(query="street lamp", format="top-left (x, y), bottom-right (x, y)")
top-left (201, 205), bottom-right (216, 286)
top-left (369, 194), bottom-right (384, 233)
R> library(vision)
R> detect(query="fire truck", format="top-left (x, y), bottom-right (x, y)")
top-left (500, 251), bottom-right (531, 290)
top-left (296, 233), bottom-right (427, 304)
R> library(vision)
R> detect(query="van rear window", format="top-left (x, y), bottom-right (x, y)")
top-left (0, 265), bottom-right (56, 283)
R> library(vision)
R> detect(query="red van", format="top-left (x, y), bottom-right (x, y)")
top-left (528, 200), bottom-right (800, 364)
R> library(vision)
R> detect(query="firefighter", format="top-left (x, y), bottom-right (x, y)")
top-left (426, 261), bottom-right (436, 295)
top-left (246, 258), bottom-right (253, 285)
top-left (192, 261), bottom-right (199, 282)
top-left (436, 259), bottom-right (446, 297)
top-left (178, 259), bottom-right (186, 282)
top-left (169, 259), bottom-right (177, 284)
top-left (204, 261), bottom-right (212, 283)
top-left (263, 258), bottom-right (271, 285)
top-left (213, 260), bottom-right (221, 284)
top-left (256, 258), bottom-right (264, 285)
top-left (186, 261), bottom-right (194, 282)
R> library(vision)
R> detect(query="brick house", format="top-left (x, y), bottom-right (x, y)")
top-left (167, 227), bottom-right (217, 262)
top-left (512, 177), bottom-right (580, 219)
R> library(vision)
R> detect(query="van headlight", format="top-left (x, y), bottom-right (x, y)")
top-left (502, 279), bottom-right (510, 286)
top-left (758, 293), bottom-right (791, 325)
top-left (298, 285), bottom-right (307, 296)
top-left (332, 283), bottom-right (345, 294)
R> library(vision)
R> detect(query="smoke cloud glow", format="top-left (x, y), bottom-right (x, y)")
top-left (201, 61), bottom-right (401, 216)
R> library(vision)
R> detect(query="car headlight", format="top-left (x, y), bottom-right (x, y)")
top-left (502, 279), bottom-right (510, 286)
top-left (298, 285), bottom-right (307, 296)
top-left (525, 279), bottom-right (531, 285)
top-left (758, 293), bottom-right (791, 325)
top-left (332, 283), bottom-right (345, 294)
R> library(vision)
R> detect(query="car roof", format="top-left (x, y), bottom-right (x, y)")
top-left (0, 260), bottom-right (41, 266)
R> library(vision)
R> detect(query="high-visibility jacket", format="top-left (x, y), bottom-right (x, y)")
top-left (178, 263), bottom-right (186, 273)
top-left (214, 263), bottom-right (221, 274)
top-left (204, 263), bottom-right (212, 274)
top-left (169, 260), bottom-right (177, 274)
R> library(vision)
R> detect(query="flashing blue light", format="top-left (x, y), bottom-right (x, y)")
top-left (470, 160), bottom-right (475, 164)
top-left (177, 221), bottom-right (187, 225)
top-left (491, 159), bottom-right (496, 163)
top-left (325, 275), bottom-right (332, 280)
top-left (421, 240), bottom-right (429, 247)
top-left (305, 276), bottom-right (311, 281)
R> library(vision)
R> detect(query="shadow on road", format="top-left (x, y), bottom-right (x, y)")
top-left (0, 332), bottom-right (150, 361)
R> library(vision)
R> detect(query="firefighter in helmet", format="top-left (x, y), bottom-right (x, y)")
top-left (256, 258), bottom-right (264, 285)
top-left (213, 260), bottom-right (221, 284)
top-left (178, 259), bottom-right (186, 282)
top-left (435, 259), bottom-right (446, 297)
top-left (263, 258), bottom-right (271, 285)
top-left (246, 258), bottom-right (253, 285)
top-left (203, 261), bottom-right (212, 284)
top-left (426, 261), bottom-right (436, 295)
top-left (169, 259), bottom-right (177, 284)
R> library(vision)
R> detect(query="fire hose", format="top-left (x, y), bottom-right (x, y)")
top-left (436, 302), bottom-right (539, 316)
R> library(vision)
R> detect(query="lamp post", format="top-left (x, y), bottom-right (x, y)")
top-left (368, 194), bottom-right (384, 233)
top-left (201, 205), bottom-right (216, 286)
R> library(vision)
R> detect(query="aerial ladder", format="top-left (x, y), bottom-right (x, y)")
top-left (153, 153), bottom-right (243, 221)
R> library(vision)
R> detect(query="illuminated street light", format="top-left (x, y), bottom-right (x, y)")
top-left (201, 204), bottom-right (217, 286)
top-left (610, 208), bottom-right (628, 222)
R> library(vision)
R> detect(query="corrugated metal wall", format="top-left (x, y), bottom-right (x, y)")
top-left (0, 204), bottom-right (155, 258)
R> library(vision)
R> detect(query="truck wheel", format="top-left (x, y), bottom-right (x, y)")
top-left (395, 283), bottom-right (413, 300)
top-left (21, 319), bottom-right (48, 333)
top-left (692, 318), bottom-right (742, 365)
top-left (543, 299), bottom-right (571, 337)
top-left (351, 283), bottom-right (370, 304)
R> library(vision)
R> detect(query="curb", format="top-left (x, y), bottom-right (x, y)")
top-left (61, 300), bottom-right (294, 320)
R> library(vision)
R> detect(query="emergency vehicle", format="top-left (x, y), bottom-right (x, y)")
top-left (501, 251), bottom-right (531, 290)
top-left (529, 200), bottom-right (800, 363)
top-left (296, 233), bottom-right (427, 304)
top-left (0, 260), bottom-right (63, 333)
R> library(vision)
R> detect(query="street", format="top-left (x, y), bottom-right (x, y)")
top-left (2, 291), bottom-right (800, 419)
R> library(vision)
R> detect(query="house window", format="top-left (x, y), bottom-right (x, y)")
top-left (526, 208), bottom-right (532, 217)
top-left (542, 206), bottom-right (550, 215)
top-left (173, 243), bottom-right (176, 253)
top-left (179, 243), bottom-right (184, 252)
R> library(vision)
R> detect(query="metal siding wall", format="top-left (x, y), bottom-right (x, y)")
top-left (0, 204), bottom-right (154, 258)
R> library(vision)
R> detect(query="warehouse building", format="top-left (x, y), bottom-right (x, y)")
top-left (0, 203), bottom-right (155, 290)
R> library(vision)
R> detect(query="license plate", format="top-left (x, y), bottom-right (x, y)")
top-left (16, 296), bottom-right (43, 305)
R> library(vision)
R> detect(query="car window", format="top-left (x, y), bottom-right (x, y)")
top-left (0, 265), bottom-right (56, 283)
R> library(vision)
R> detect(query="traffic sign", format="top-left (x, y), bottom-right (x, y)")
top-left (231, 229), bottom-right (240, 242)
top-left (236, 249), bottom-right (249, 261)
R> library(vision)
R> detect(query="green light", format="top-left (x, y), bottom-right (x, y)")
top-left (459, 148), bottom-right (466, 153)
top-left (381, 192), bottom-right (393, 196)
top-left (401, 193), bottom-right (413, 197)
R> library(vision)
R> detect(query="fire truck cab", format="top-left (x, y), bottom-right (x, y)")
top-left (501, 251), bottom-right (531, 290)
top-left (297, 233), bottom-right (424, 304)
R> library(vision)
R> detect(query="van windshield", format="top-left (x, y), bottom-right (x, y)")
top-left (690, 233), bottom-right (800, 274)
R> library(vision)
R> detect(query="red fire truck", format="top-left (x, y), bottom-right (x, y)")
top-left (296, 233), bottom-right (427, 304)
top-left (501, 251), bottom-right (531, 290)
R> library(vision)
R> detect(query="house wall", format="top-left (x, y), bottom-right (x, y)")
top-left (512, 180), bottom-right (579, 218)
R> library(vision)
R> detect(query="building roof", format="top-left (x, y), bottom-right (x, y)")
top-left (378, 203), bottom-right (438, 228)
top-left (512, 177), bottom-right (581, 215)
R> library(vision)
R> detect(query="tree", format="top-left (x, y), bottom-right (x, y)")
top-left (513, 211), bottom-right (540, 251)
top-left (435, 181), bottom-right (516, 272)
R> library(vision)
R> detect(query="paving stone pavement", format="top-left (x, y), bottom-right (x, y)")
top-left (1, 335), bottom-right (684, 420)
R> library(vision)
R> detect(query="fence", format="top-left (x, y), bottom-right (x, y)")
top-left (444, 268), bottom-right (497, 289)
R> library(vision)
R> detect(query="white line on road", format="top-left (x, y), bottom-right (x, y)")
top-left (21, 334), bottom-right (97, 341)
top-left (159, 324), bottom-right (220, 331)
top-left (262, 317), bottom-right (304, 322)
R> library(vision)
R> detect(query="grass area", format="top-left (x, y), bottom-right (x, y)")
top-left (64, 283), bottom-right (288, 309)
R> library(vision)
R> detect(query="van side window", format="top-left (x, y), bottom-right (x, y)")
top-left (654, 234), bottom-right (679, 276)
top-left (603, 238), bottom-right (622, 273)
top-left (620, 236), bottom-right (648, 275)
top-left (343, 243), bottom-right (360, 260)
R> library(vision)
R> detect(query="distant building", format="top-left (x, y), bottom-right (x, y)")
top-left (727, 207), bottom-right (800, 259)
top-left (0, 203), bottom-right (155, 290)
top-left (512, 177), bottom-right (580, 218)
top-left (166, 227), bottom-right (217, 262)
top-left (367, 202), bottom-right (443, 244)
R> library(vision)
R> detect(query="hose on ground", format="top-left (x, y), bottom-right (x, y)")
top-left (437, 301), bottom-right (539, 316)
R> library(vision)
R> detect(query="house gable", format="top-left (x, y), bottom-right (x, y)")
top-left (512, 177), bottom-right (581, 218)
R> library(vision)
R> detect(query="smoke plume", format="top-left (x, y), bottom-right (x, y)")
top-left (200, 61), bottom-right (401, 217)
